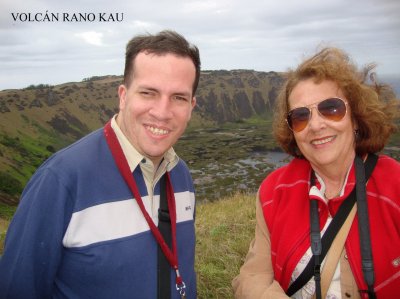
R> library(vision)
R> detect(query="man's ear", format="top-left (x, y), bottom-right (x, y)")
top-left (191, 96), bottom-right (197, 109)
top-left (118, 85), bottom-right (127, 110)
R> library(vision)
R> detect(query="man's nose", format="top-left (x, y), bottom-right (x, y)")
top-left (149, 96), bottom-right (173, 120)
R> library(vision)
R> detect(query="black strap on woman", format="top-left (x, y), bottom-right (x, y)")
top-left (355, 156), bottom-right (377, 299)
top-left (310, 171), bottom-right (322, 299)
top-left (286, 154), bottom-right (378, 297)
top-left (287, 172), bottom-right (358, 297)
top-left (310, 194), bottom-right (322, 298)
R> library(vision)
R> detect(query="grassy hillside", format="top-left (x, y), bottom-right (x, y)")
top-left (0, 202), bottom-right (16, 253)
top-left (0, 77), bottom-right (121, 201)
top-left (0, 71), bottom-right (283, 202)
top-left (0, 192), bottom-right (255, 299)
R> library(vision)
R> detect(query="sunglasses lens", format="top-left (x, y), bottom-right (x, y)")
top-left (287, 107), bottom-right (310, 132)
top-left (318, 98), bottom-right (346, 121)
top-left (287, 98), bottom-right (347, 132)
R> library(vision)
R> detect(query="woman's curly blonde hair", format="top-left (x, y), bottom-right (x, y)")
top-left (273, 47), bottom-right (399, 158)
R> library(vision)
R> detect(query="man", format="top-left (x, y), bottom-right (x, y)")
top-left (0, 30), bottom-right (200, 299)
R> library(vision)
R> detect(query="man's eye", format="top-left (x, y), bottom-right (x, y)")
top-left (140, 91), bottom-right (154, 97)
top-left (173, 95), bottom-right (188, 101)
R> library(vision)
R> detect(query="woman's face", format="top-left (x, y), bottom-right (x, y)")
top-left (288, 79), bottom-right (356, 171)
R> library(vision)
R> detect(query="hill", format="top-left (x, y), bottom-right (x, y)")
top-left (0, 70), bottom-right (284, 202)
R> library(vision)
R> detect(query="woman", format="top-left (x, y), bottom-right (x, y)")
top-left (232, 48), bottom-right (400, 298)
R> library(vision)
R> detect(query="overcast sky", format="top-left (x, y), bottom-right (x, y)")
top-left (1, 0), bottom-right (399, 90)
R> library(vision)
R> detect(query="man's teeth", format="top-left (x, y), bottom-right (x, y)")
top-left (312, 136), bottom-right (334, 145)
top-left (148, 126), bottom-right (169, 135)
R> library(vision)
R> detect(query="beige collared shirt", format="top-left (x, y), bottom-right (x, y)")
top-left (110, 115), bottom-right (179, 218)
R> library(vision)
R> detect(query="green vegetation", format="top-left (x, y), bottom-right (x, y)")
top-left (0, 202), bottom-right (16, 220)
top-left (82, 75), bottom-right (120, 82)
top-left (0, 221), bottom-right (7, 254)
top-left (24, 84), bottom-right (53, 90)
top-left (176, 116), bottom-right (284, 201)
top-left (196, 192), bottom-right (255, 298)
top-left (0, 131), bottom-right (65, 191)
top-left (0, 172), bottom-right (22, 196)
top-left (0, 202), bottom-right (17, 253)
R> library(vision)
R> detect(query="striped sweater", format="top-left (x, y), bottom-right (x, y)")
top-left (0, 126), bottom-right (196, 299)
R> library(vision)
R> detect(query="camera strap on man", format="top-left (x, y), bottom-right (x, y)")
top-left (286, 154), bottom-right (378, 298)
top-left (104, 121), bottom-right (186, 299)
top-left (158, 174), bottom-right (172, 299)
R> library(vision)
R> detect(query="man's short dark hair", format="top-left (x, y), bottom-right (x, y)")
top-left (123, 30), bottom-right (201, 95)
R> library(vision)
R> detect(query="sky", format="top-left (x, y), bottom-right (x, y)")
top-left (1, 0), bottom-right (399, 91)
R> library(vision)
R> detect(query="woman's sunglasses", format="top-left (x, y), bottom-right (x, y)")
top-left (286, 97), bottom-right (348, 132)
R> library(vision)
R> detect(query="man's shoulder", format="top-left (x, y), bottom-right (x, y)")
top-left (58, 127), bottom-right (105, 155)
top-left (169, 157), bottom-right (195, 192)
top-left (44, 128), bottom-right (106, 165)
top-left (33, 127), bottom-right (110, 182)
top-left (174, 157), bottom-right (190, 170)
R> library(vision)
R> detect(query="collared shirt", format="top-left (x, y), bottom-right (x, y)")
top-left (292, 166), bottom-right (352, 299)
top-left (111, 115), bottom-right (179, 218)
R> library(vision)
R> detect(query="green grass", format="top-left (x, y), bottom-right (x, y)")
top-left (0, 128), bottom-right (70, 193)
top-left (0, 203), bottom-right (16, 253)
top-left (0, 221), bottom-right (8, 254)
top-left (195, 192), bottom-right (255, 298)
top-left (0, 192), bottom-right (256, 298)
top-left (0, 203), bottom-right (16, 220)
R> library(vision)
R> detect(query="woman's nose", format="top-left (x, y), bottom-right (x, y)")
top-left (308, 106), bottom-right (326, 131)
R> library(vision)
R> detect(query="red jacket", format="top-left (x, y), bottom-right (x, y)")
top-left (259, 155), bottom-right (400, 298)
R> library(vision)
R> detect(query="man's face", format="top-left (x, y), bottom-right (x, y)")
top-left (117, 52), bottom-right (196, 166)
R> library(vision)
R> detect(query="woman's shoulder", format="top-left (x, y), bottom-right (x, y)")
top-left (372, 154), bottom-right (400, 184)
top-left (369, 154), bottom-right (400, 199)
top-left (376, 154), bottom-right (400, 168)
top-left (260, 158), bottom-right (310, 192)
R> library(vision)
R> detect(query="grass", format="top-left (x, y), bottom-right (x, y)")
top-left (0, 192), bottom-right (256, 298)
top-left (195, 192), bottom-right (256, 298)
top-left (0, 203), bottom-right (16, 254)
top-left (0, 218), bottom-right (8, 254)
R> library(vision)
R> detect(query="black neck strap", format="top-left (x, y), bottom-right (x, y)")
top-left (355, 156), bottom-right (377, 299)
top-left (286, 154), bottom-right (378, 297)
top-left (158, 174), bottom-right (171, 299)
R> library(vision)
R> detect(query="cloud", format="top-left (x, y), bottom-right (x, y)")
top-left (0, 0), bottom-right (399, 90)
top-left (75, 31), bottom-right (104, 46)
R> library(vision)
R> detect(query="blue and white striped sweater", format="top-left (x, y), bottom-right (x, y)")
top-left (0, 127), bottom-right (196, 299)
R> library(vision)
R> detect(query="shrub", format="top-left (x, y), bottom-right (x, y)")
top-left (0, 172), bottom-right (23, 196)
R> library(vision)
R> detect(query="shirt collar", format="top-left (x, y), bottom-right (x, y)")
top-left (110, 115), bottom-right (179, 173)
top-left (310, 164), bottom-right (352, 203)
